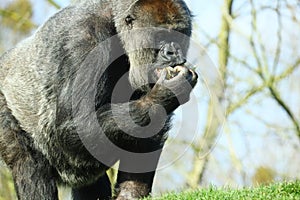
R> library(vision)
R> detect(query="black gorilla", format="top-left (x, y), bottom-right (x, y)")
top-left (0, 0), bottom-right (197, 199)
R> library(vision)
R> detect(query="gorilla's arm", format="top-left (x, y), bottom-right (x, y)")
top-left (92, 67), bottom-right (196, 199)
top-left (95, 68), bottom-right (195, 146)
top-left (95, 97), bottom-right (166, 199)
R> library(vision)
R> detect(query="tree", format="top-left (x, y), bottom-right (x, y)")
top-left (186, 0), bottom-right (300, 188)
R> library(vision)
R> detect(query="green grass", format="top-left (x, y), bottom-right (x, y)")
top-left (146, 181), bottom-right (300, 200)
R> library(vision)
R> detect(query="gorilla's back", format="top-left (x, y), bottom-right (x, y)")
top-left (0, 36), bottom-right (51, 136)
top-left (0, 2), bottom-right (114, 137)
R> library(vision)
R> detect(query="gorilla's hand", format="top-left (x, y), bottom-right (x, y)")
top-left (149, 65), bottom-right (198, 113)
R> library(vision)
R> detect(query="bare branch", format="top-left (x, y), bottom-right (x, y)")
top-left (268, 86), bottom-right (300, 138)
top-left (272, 0), bottom-right (283, 76)
top-left (219, 0), bottom-right (234, 82)
top-left (227, 84), bottom-right (265, 114)
top-left (249, 1), bottom-right (263, 79)
top-left (274, 58), bottom-right (300, 82)
top-left (47, 0), bottom-right (61, 9)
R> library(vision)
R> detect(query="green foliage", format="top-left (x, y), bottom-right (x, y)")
top-left (107, 168), bottom-right (117, 191)
top-left (145, 181), bottom-right (300, 200)
top-left (0, 0), bottom-right (35, 33)
top-left (0, 167), bottom-right (16, 200)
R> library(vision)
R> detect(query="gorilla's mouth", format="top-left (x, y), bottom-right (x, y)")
top-left (154, 66), bottom-right (186, 80)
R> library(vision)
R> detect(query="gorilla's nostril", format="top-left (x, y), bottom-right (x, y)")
top-left (166, 51), bottom-right (175, 56)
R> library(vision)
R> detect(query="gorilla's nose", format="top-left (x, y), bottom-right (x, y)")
top-left (163, 42), bottom-right (186, 66)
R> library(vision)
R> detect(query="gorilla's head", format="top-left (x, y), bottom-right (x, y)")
top-left (112, 0), bottom-right (192, 90)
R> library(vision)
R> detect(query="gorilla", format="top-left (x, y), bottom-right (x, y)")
top-left (0, 0), bottom-right (197, 199)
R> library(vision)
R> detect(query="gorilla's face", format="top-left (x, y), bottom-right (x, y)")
top-left (113, 0), bottom-right (192, 90)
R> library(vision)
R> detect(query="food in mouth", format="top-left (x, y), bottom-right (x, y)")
top-left (155, 66), bottom-right (187, 80)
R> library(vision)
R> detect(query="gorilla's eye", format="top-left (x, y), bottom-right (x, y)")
top-left (125, 15), bottom-right (134, 27)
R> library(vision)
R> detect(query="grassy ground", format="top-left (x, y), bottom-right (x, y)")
top-left (147, 181), bottom-right (300, 200)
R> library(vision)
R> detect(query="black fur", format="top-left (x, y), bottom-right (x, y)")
top-left (0, 0), bottom-right (197, 199)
